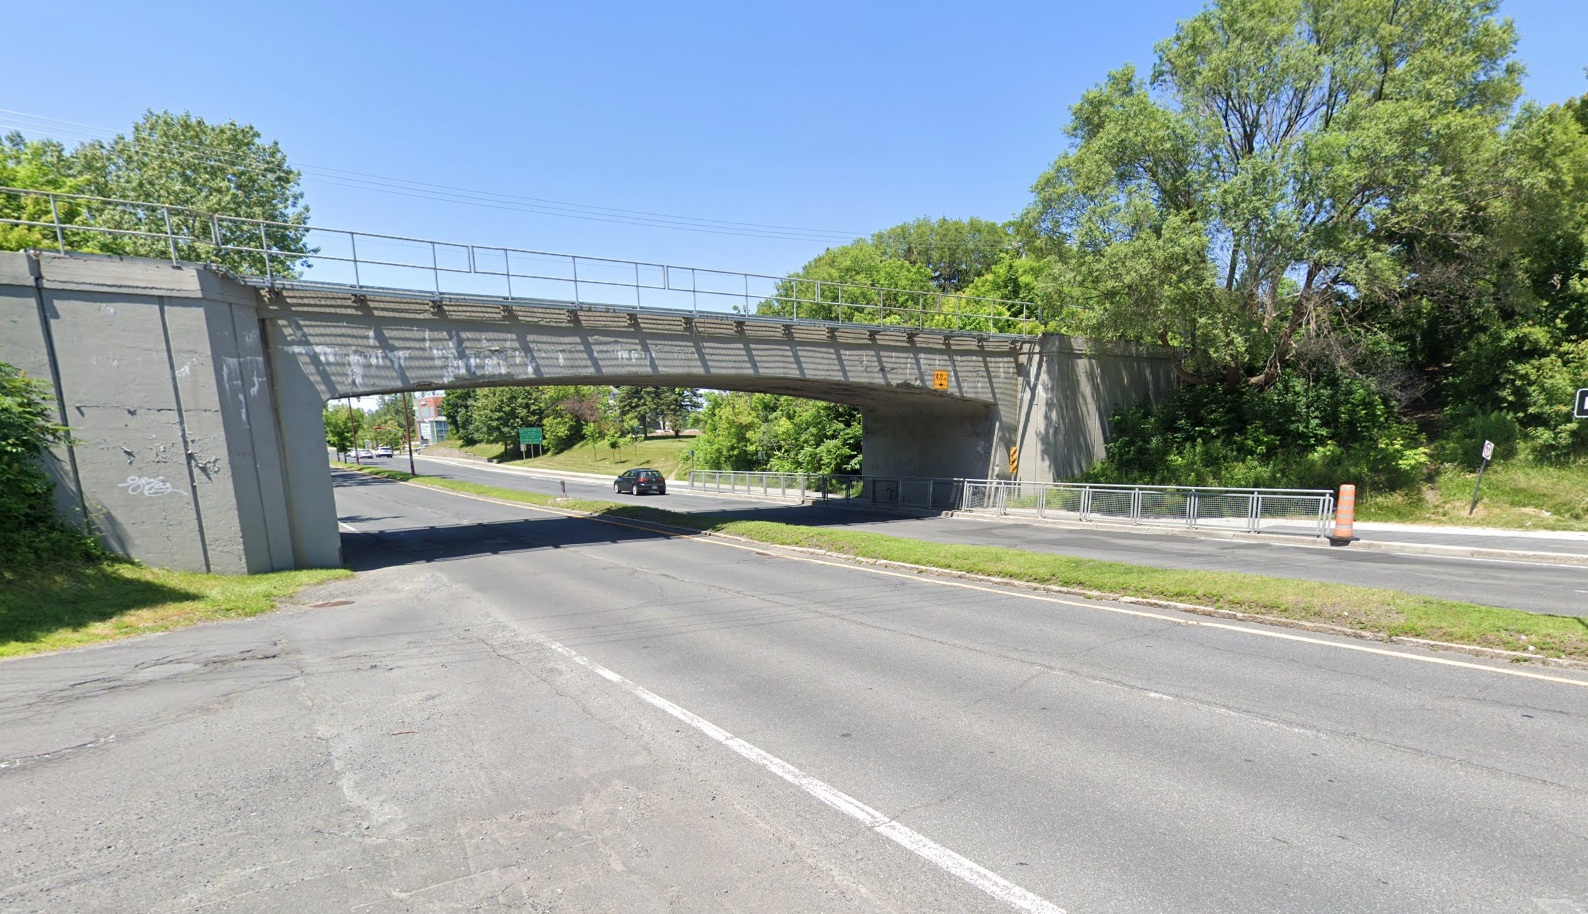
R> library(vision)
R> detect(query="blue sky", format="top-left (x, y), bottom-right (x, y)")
top-left (7, 0), bottom-right (1586, 279)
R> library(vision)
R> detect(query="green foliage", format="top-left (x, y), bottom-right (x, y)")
top-left (0, 111), bottom-right (310, 276)
top-left (0, 135), bottom-right (109, 254)
top-left (870, 216), bottom-right (1012, 292)
top-left (0, 363), bottom-right (98, 562)
top-left (756, 217), bottom-right (1055, 332)
top-left (1021, 0), bottom-right (1523, 388)
top-left (322, 406), bottom-right (360, 456)
top-left (613, 386), bottom-right (701, 435)
top-left (1083, 373), bottom-right (1430, 494)
top-left (441, 389), bottom-right (477, 444)
top-left (695, 392), bottom-right (861, 475)
top-left (70, 110), bottom-right (312, 275)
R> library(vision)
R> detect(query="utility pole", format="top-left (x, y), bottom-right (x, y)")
top-left (348, 397), bottom-right (360, 464)
top-left (404, 391), bottom-right (417, 475)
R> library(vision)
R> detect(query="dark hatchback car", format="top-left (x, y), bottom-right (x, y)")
top-left (614, 468), bottom-right (668, 495)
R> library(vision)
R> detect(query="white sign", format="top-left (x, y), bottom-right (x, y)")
top-left (1576, 388), bottom-right (1588, 419)
top-left (1481, 440), bottom-right (1495, 461)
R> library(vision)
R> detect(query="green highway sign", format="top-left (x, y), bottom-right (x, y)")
top-left (519, 427), bottom-right (543, 445)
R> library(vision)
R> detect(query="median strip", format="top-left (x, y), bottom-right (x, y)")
top-left (335, 463), bottom-right (1588, 667)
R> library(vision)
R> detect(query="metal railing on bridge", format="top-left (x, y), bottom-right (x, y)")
top-left (0, 185), bottom-right (1051, 336)
top-left (688, 471), bottom-right (1337, 537)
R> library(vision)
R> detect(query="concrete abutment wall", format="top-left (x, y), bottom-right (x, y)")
top-left (0, 252), bottom-right (1174, 573)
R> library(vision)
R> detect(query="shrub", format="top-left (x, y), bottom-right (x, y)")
top-left (1081, 373), bottom-right (1430, 495)
top-left (0, 363), bottom-right (99, 563)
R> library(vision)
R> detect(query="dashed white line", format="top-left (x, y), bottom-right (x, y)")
top-left (538, 636), bottom-right (1066, 914)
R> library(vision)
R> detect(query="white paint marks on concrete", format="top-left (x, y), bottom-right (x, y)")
top-left (538, 638), bottom-right (1066, 914)
top-left (338, 521), bottom-right (359, 533)
top-left (116, 476), bottom-right (187, 498)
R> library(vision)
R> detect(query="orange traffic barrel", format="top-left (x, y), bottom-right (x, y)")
top-left (1332, 484), bottom-right (1356, 541)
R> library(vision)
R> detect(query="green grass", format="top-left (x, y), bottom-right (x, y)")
top-left (1359, 461), bottom-right (1588, 531)
top-left (337, 463), bottom-right (1588, 664)
top-left (431, 435), bottom-right (699, 478)
top-left (0, 561), bottom-right (351, 659)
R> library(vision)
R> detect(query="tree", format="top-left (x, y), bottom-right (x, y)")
top-left (469, 387), bottom-right (547, 450)
top-left (694, 392), bottom-right (861, 474)
top-left (0, 135), bottom-right (105, 254)
top-left (871, 217), bottom-right (1013, 292)
top-left (614, 386), bottom-right (702, 436)
top-left (659, 388), bottom-right (702, 436)
top-left (441, 389), bottom-right (477, 445)
top-left (758, 218), bottom-right (1051, 331)
top-left (323, 405), bottom-right (360, 458)
top-left (558, 389), bottom-right (611, 458)
top-left (67, 110), bottom-right (312, 276)
top-left (1021, 0), bottom-right (1523, 389)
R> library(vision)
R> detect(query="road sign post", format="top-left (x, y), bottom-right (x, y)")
top-left (518, 427), bottom-right (543, 460)
top-left (1468, 439), bottom-right (1495, 516)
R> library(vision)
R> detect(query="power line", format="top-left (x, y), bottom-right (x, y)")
top-left (0, 109), bottom-right (867, 243)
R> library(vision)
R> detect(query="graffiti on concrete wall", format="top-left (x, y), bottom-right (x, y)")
top-left (116, 476), bottom-right (189, 498)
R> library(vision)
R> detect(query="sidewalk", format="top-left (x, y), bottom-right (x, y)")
top-left (1346, 521), bottom-right (1588, 563)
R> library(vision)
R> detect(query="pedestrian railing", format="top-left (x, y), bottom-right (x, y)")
top-left (0, 185), bottom-right (1050, 337)
top-left (960, 480), bottom-right (1335, 537)
top-left (688, 471), bottom-right (1336, 537)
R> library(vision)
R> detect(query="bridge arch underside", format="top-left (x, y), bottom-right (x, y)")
top-left (265, 294), bottom-right (1027, 486)
top-left (357, 373), bottom-right (997, 479)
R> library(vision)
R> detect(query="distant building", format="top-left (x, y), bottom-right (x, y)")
top-left (414, 394), bottom-right (448, 444)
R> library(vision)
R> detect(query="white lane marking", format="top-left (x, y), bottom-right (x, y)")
top-left (375, 476), bottom-right (1588, 690)
top-left (538, 636), bottom-right (1066, 914)
top-left (338, 521), bottom-right (359, 533)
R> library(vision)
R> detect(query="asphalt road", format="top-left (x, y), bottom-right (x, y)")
top-left (385, 455), bottom-right (1588, 616)
top-left (4, 470), bottom-right (1583, 913)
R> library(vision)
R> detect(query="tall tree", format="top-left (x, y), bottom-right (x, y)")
top-left (69, 110), bottom-right (312, 275)
top-left (441, 389), bottom-right (477, 444)
top-left (0, 135), bottom-right (101, 253)
top-left (870, 217), bottom-right (1012, 292)
top-left (1021, 0), bottom-right (1522, 388)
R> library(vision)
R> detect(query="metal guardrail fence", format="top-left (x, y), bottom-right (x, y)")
top-left (958, 481), bottom-right (1334, 536)
top-left (688, 471), bottom-right (1337, 537)
top-left (0, 185), bottom-right (1050, 336)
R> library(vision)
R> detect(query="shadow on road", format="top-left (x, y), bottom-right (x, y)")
top-left (333, 470), bottom-right (942, 573)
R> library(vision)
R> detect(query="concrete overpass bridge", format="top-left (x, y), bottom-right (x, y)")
top-left (0, 190), bottom-right (1172, 574)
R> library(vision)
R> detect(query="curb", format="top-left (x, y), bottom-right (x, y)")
top-left (1342, 538), bottom-right (1588, 567)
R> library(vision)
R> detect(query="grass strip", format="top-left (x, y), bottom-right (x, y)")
top-left (338, 463), bottom-right (1588, 664)
top-left (0, 562), bottom-right (351, 659)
